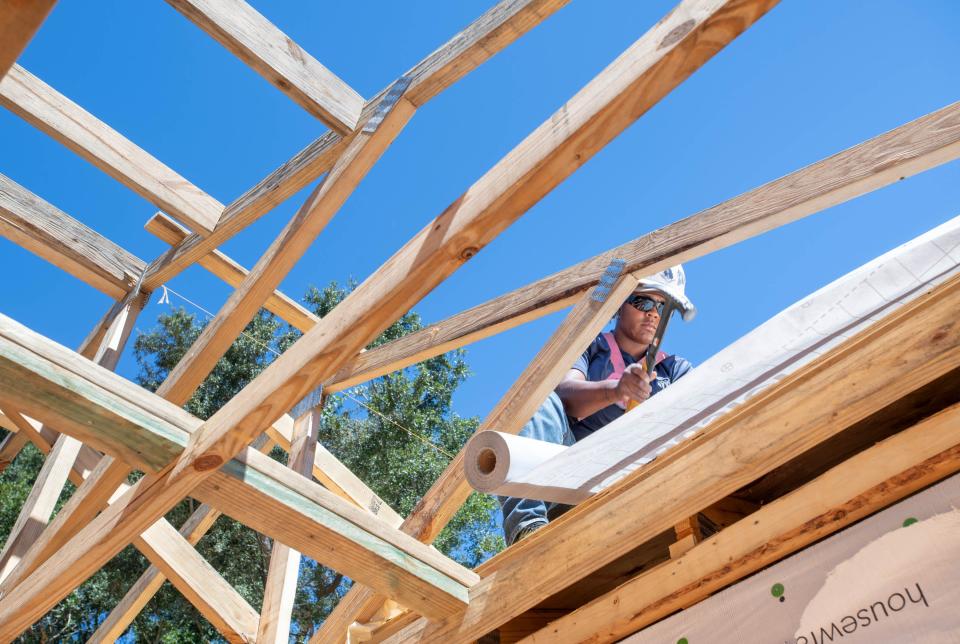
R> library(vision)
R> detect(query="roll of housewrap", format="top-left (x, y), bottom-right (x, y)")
top-left (464, 431), bottom-right (568, 499)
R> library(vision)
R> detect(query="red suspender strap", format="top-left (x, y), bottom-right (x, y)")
top-left (603, 331), bottom-right (669, 379)
top-left (602, 332), bottom-right (626, 380)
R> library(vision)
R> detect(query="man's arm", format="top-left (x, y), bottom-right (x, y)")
top-left (556, 365), bottom-right (654, 420)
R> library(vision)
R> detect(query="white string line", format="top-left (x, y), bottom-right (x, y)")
top-left (155, 285), bottom-right (455, 460)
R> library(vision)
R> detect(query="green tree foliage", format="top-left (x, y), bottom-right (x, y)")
top-left (1, 282), bottom-right (502, 642)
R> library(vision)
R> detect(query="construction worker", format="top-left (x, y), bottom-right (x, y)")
top-left (499, 265), bottom-right (695, 545)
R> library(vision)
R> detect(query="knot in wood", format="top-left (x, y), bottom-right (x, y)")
top-left (193, 453), bottom-right (224, 472)
top-left (459, 246), bottom-right (479, 261)
top-left (659, 18), bottom-right (696, 50)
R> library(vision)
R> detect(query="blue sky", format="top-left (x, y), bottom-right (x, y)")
top-left (2, 0), bottom-right (959, 423)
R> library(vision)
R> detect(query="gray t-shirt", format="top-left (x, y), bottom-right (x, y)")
top-left (568, 333), bottom-right (692, 441)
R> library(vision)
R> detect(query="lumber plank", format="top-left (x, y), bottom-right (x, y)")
top-left (146, 212), bottom-right (318, 331)
top-left (0, 0), bottom-right (57, 78)
top-left (134, 519), bottom-right (260, 642)
top-left (0, 453), bottom-right (128, 595)
top-left (0, 173), bottom-right (145, 299)
top-left (0, 428), bottom-right (80, 582)
top-left (0, 430), bottom-right (27, 473)
top-left (155, 90), bottom-right (416, 406)
top-left (0, 316), bottom-right (477, 635)
top-left (316, 272), bottom-right (641, 641)
top-left (325, 98), bottom-right (960, 394)
top-left (257, 404), bottom-right (318, 643)
top-left (141, 0), bottom-right (570, 290)
top-left (0, 65), bottom-right (223, 234)
top-left (266, 413), bottom-right (404, 527)
top-left (90, 435), bottom-right (277, 643)
top-left (380, 271), bottom-right (960, 643)
top-left (166, 0), bottom-right (363, 134)
top-left (520, 402), bottom-right (960, 643)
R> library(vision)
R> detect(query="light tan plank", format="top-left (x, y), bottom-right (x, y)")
top-left (156, 91), bottom-right (415, 406)
top-left (0, 427), bottom-right (81, 582)
top-left (0, 315), bottom-right (477, 634)
top-left (90, 436), bottom-right (276, 643)
top-left (257, 405), bottom-right (318, 642)
top-left (0, 430), bottom-right (27, 473)
top-left (145, 212), bottom-right (318, 331)
top-left (382, 271), bottom-right (960, 643)
top-left (0, 0), bottom-right (57, 78)
top-left (266, 413), bottom-right (404, 527)
top-left (167, 0), bottom-right (363, 134)
top-left (0, 301), bottom-right (261, 641)
top-left (0, 65), bottom-right (223, 234)
top-left (134, 519), bottom-right (259, 642)
top-left (325, 97), bottom-right (960, 394)
top-left (521, 403), bottom-right (960, 643)
top-left (141, 0), bottom-right (570, 289)
top-left (0, 173), bottom-right (145, 299)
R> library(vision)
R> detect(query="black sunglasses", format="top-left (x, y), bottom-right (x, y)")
top-left (626, 294), bottom-right (665, 315)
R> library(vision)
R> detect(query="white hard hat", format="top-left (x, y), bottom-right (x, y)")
top-left (635, 265), bottom-right (696, 321)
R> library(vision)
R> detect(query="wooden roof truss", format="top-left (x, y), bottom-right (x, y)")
top-left (0, 0), bottom-right (958, 642)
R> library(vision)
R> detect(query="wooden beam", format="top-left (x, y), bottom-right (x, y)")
top-left (0, 65), bottom-right (223, 235)
top-left (0, 427), bottom-right (80, 582)
top-left (0, 430), bottom-right (27, 473)
top-left (266, 414), bottom-right (404, 527)
top-left (90, 435), bottom-right (277, 642)
top-left (155, 87), bottom-right (416, 406)
top-left (145, 212), bottom-right (318, 332)
top-left (0, 452), bottom-right (129, 595)
top-left (380, 271), bottom-right (960, 643)
top-left (315, 270), bottom-right (641, 641)
top-left (141, 0), bottom-right (570, 290)
top-left (520, 403), bottom-right (960, 643)
top-left (134, 519), bottom-right (260, 641)
top-left (166, 0), bottom-right (363, 134)
top-left (0, 1), bottom-right (57, 78)
top-left (257, 400), bottom-right (319, 642)
top-left (0, 313), bottom-right (192, 472)
top-left (0, 306), bottom-right (263, 642)
top-left (0, 313), bottom-right (477, 635)
top-left (0, 173), bottom-right (145, 298)
top-left (324, 98), bottom-right (960, 394)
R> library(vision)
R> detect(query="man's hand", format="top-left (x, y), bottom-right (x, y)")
top-left (612, 363), bottom-right (654, 404)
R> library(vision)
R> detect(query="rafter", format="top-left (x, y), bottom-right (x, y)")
top-left (0, 312), bottom-right (477, 636)
top-left (0, 65), bottom-right (223, 235)
top-left (166, 0), bottom-right (363, 134)
top-left (0, 1), bottom-right (57, 78)
top-left (0, 173), bottom-right (145, 298)
top-left (90, 435), bottom-right (277, 642)
top-left (155, 82), bottom-right (415, 406)
top-left (141, 0), bottom-right (571, 290)
top-left (323, 98), bottom-right (960, 394)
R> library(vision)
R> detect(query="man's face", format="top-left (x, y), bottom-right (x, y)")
top-left (617, 291), bottom-right (666, 346)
